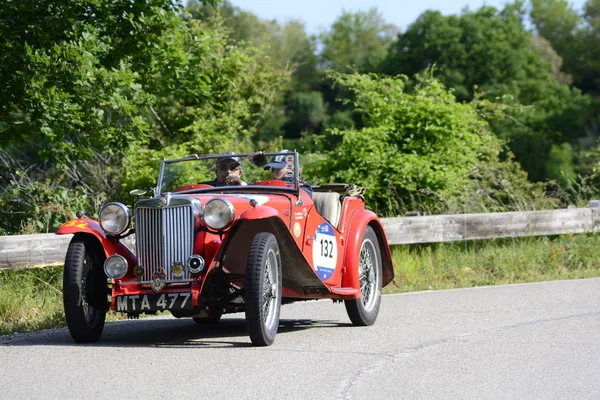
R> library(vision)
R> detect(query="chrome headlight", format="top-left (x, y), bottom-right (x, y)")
top-left (203, 199), bottom-right (234, 230)
top-left (104, 254), bottom-right (128, 279)
top-left (99, 202), bottom-right (131, 235)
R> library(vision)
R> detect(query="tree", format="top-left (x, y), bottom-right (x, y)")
top-left (529, 0), bottom-right (600, 134)
top-left (320, 8), bottom-right (398, 74)
top-left (282, 91), bottom-right (326, 138)
top-left (187, 1), bottom-right (323, 141)
top-left (188, 0), bottom-right (272, 44)
top-left (383, 4), bottom-right (547, 101)
top-left (0, 0), bottom-right (289, 233)
top-left (530, 35), bottom-right (572, 84)
top-left (529, 0), bottom-right (581, 60)
top-left (382, 3), bottom-right (591, 182)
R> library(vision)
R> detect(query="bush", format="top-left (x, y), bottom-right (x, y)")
top-left (305, 71), bottom-right (550, 216)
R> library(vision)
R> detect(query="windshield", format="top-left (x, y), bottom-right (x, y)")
top-left (156, 151), bottom-right (300, 195)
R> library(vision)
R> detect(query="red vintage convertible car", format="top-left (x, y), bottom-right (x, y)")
top-left (57, 151), bottom-right (394, 346)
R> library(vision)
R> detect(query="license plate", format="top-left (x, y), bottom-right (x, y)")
top-left (115, 292), bottom-right (192, 312)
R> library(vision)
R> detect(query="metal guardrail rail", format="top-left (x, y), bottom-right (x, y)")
top-left (1, 208), bottom-right (599, 269)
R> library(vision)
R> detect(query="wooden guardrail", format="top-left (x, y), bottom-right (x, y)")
top-left (381, 207), bottom-right (600, 244)
top-left (1, 207), bottom-right (599, 269)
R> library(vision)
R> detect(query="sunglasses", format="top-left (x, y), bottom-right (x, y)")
top-left (216, 163), bottom-right (241, 173)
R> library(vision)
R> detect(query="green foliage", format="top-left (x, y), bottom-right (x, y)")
top-left (529, 0), bottom-right (581, 62)
top-left (120, 16), bottom-right (290, 194)
top-left (188, 1), bottom-right (319, 88)
top-left (0, 264), bottom-right (133, 336)
top-left (307, 71), bottom-right (548, 216)
top-left (530, 0), bottom-right (600, 94)
top-left (0, 266), bottom-right (64, 335)
top-left (188, 1), bottom-right (324, 142)
top-left (0, 0), bottom-right (196, 166)
top-left (382, 3), bottom-right (592, 182)
top-left (0, 177), bottom-right (104, 235)
top-left (320, 8), bottom-right (397, 73)
top-left (0, 145), bottom-right (109, 234)
top-left (545, 142), bottom-right (577, 186)
top-left (2, 0), bottom-right (599, 235)
top-left (490, 80), bottom-right (590, 181)
top-left (283, 91), bottom-right (326, 138)
top-left (530, 35), bottom-right (572, 84)
top-left (383, 5), bottom-right (540, 101)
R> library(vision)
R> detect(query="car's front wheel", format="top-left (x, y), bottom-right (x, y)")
top-left (245, 232), bottom-right (282, 346)
top-left (63, 236), bottom-right (108, 343)
top-left (345, 225), bottom-right (382, 326)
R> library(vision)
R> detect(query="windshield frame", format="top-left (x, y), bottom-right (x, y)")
top-left (154, 151), bottom-right (302, 202)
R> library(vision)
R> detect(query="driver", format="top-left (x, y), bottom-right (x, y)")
top-left (204, 152), bottom-right (247, 186)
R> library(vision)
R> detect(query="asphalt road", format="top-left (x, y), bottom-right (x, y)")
top-left (1, 278), bottom-right (599, 400)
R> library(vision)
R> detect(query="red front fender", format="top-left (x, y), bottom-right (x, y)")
top-left (56, 218), bottom-right (136, 263)
top-left (342, 210), bottom-right (394, 290)
top-left (239, 205), bottom-right (280, 220)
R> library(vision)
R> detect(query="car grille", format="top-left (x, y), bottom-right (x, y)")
top-left (134, 200), bottom-right (195, 282)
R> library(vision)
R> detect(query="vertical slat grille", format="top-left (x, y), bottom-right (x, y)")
top-left (135, 203), bottom-right (194, 282)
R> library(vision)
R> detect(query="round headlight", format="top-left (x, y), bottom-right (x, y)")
top-left (203, 199), bottom-right (235, 230)
top-left (99, 202), bottom-right (131, 235)
top-left (104, 254), bottom-right (128, 279)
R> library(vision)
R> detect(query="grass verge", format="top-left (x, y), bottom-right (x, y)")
top-left (2, 234), bottom-right (600, 335)
top-left (0, 266), bottom-right (65, 336)
top-left (0, 266), bottom-right (124, 336)
top-left (384, 233), bottom-right (600, 293)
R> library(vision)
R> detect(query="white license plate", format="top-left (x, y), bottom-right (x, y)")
top-left (115, 292), bottom-right (192, 312)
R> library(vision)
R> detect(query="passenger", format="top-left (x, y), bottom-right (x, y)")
top-left (204, 152), bottom-right (247, 186)
top-left (264, 150), bottom-right (313, 198)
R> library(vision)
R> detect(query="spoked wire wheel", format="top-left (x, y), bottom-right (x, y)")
top-left (358, 235), bottom-right (378, 311)
top-left (345, 226), bottom-right (382, 326)
top-left (245, 233), bottom-right (282, 346)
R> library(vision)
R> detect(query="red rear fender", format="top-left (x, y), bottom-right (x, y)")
top-left (342, 211), bottom-right (394, 289)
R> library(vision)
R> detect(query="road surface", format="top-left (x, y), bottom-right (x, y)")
top-left (1, 278), bottom-right (599, 399)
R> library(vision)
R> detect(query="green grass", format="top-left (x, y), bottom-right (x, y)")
top-left (0, 266), bottom-right (124, 336)
top-left (384, 233), bottom-right (600, 293)
top-left (2, 234), bottom-right (600, 336)
top-left (0, 266), bottom-right (65, 336)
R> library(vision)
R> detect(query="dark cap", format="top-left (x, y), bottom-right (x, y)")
top-left (216, 152), bottom-right (241, 167)
top-left (264, 149), bottom-right (291, 170)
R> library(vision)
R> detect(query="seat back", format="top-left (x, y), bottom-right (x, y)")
top-left (312, 192), bottom-right (342, 229)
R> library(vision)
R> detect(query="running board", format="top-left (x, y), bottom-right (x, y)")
top-left (328, 286), bottom-right (360, 297)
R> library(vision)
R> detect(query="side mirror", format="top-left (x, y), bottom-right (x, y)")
top-left (252, 152), bottom-right (268, 167)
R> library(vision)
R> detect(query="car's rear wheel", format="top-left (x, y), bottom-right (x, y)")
top-left (63, 236), bottom-right (108, 343)
top-left (245, 233), bottom-right (282, 346)
top-left (345, 226), bottom-right (382, 326)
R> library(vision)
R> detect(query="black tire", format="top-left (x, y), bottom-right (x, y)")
top-left (345, 226), bottom-right (382, 326)
top-left (63, 236), bottom-right (108, 343)
top-left (245, 233), bottom-right (282, 346)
